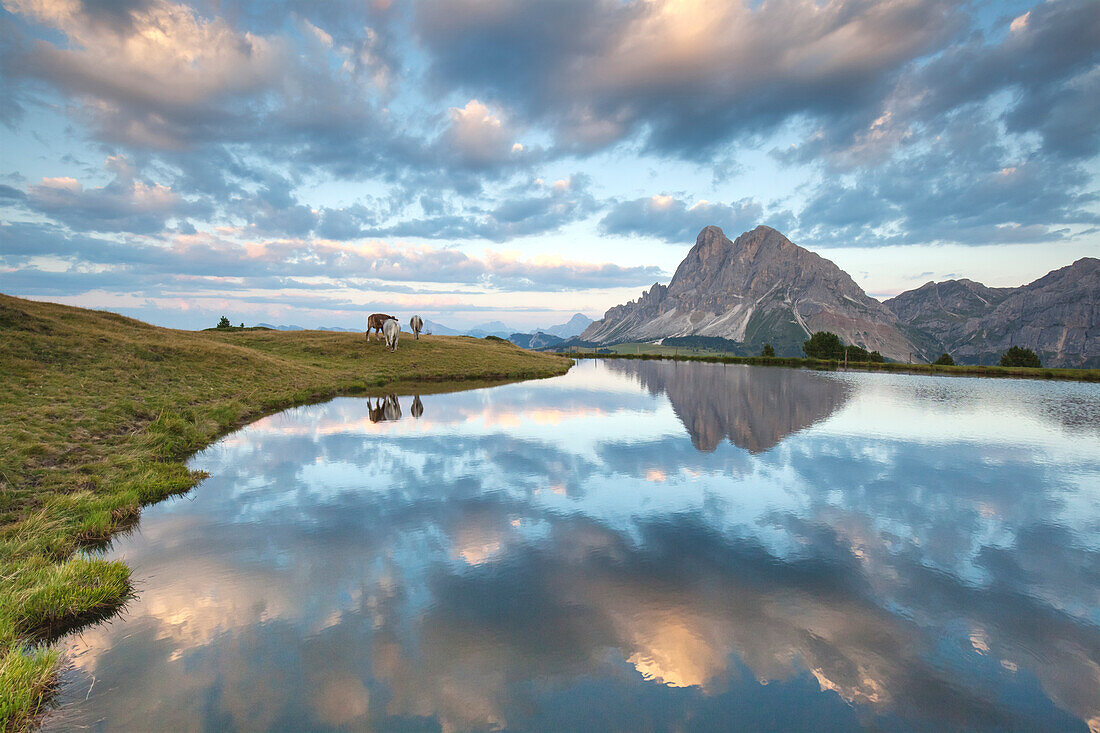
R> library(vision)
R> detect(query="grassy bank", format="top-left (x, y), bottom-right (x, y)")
top-left (0, 293), bottom-right (571, 731)
top-left (562, 350), bottom-right (1100, 382)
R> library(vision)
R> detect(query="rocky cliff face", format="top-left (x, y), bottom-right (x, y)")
top-left (581, 225), bottom-right (919, 361)
top-left (885, 258), bottom-right (1099, 367)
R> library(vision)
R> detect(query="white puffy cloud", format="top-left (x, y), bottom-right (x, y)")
top-left (443, 99), bottom-right (528, 169)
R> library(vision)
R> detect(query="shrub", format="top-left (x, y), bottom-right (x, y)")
top-left (1000, 346), bottom-right (1041, 368)
top-left (761, 343), bottom-right (775, 358)
top-left (933, 353), bottom-right (955, 366)
top-left (217, 316), bottom-right (232, 329)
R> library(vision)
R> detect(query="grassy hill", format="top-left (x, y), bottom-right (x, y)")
top-left (0, 294), bottom-right (570, 731)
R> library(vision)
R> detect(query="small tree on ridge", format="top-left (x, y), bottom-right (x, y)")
top-left (1000, 346), bottom-right (1041, 368)
top-left (803, 331), bottom-right (844, 360)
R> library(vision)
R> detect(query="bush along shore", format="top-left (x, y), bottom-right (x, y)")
top-left (0, 293), bottom-right (571, 731)
top-left (561, 350), bottom-right (1100, 382)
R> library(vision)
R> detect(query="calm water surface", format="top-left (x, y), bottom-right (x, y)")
top-left (49, 360), bottom-right (1100, 731)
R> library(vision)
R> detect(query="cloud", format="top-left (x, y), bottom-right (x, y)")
top-left (913, 0), bottom-right (1100, 159)
top-left (371, 174), bottom-right (599, 242)
top-left (1, 0), bottom-right (431, 194)
top-left (794, 115), bottom-right (1099, 247)
top-left (315, 203), bottom-right (382, 241)
top-left (204, 173), bottom-right (598, 243)
top-left (775, 0), bottom-right (1100, 170)
top-left (2, 0), bottom-right (1098, 331)
top-left (5, 0), bottom-right (286, 149)
top-left (0, 183), bottom-right (27, 201)
top-left (18, 155), bottom-right (202, 233)
top-left (599, 195), bottom-right (765, 244)
top-left (0, 220), bottom-right (662, 294)
top-left (416, 0), bottom-right (963, 158)
top-left (233, 172), bottom-right (320, 237)
top-left (2, 0), bottom-right (544, 200)
top-left (442, 99), bottom-right (530, 170)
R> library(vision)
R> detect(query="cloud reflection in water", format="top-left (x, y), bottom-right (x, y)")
top-left (49, 361), bottom-right (1100, 732)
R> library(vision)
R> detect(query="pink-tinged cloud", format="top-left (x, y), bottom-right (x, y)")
top-left (23, 155), bottom-right (192, 233)
top-left (1, 221), bottom-right (664, 295)
top-left (417, 0), bottom-right (963, 155)
top-left (7, 0), bottom-right (285, 146)
top-left (444, 99), bottom-right (528, 169)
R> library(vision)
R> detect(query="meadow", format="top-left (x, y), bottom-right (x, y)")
top-left (0, 294), bottom-right (570, 731)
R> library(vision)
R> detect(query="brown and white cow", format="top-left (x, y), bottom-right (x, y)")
top-left (366, 312), bottom-right (396, 340)
top-left (410, 315), bottom-right (424, 340)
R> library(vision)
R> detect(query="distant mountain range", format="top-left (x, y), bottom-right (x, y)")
top-left (251, 313), bottom-right (595, 342)
top-left (576, 225), bottom-right (1098, 367)
top-left (505, 313), bottom-right (593, 349)
top-left (257, 323), bottom-right (359, 332)
top-left (541, 313), bottom-right (593, 338)
top-left (884, 258), bottom-right (1098, 367)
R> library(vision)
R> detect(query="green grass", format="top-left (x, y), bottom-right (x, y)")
top-left (0, 293), bottom-right (571, 731)
top-left (563, 349), bottom-right (1100, 381)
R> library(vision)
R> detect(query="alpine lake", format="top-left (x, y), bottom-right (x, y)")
top-left (46, 359), bottom-right (1100, 732)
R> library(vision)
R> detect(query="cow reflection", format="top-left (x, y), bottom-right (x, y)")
top-left (411, 395), bottom-right (424, 419)
top-left (368, 395), bottom-right (403, 423)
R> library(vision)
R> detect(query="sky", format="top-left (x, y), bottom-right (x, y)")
top-left (0, 0), bottom-right (1098, 331)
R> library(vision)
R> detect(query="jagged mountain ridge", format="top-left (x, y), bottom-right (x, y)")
top-left (885, 258), bottom-right (1099, 367)
top-left (581, 225), bottom-right (919, 361)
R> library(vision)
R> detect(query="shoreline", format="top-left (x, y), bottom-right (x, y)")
top-left (558, 351), bottom-right (1100, 382)
top-left (0, 293), bottom-right (571, 731)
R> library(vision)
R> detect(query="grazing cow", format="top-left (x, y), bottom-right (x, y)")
top-left (411, 395), bottom-right (424, 419)
top-left (366, 312), bottom-right (396, 341)
top-left (410, 315), bottom-right (424, 340)
top-left (382, 318), bottom-right (400, 352)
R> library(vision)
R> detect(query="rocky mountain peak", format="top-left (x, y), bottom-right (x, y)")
top-left (679, 225), bottom-right (787, 273)
top-left (581, 224), bottom-right (919, 360)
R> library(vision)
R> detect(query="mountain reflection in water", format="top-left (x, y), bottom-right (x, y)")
top-left (48, 361), bottom-right (1100, 732)
top-left (605, 359), bottom-right (851, 452)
